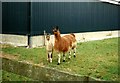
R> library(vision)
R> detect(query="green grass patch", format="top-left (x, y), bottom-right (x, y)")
top-left (1, 37), bottom-right (119, 81)
top-left (1, 70), bottom-right (33, 81)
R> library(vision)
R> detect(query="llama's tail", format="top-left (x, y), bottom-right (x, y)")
top-left (70, 33), bottom-right (75, 37)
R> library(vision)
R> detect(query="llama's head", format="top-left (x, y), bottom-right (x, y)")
top-left (53, 26), bottom-right (60, 35)
top-left (46, 33), bottom-right (50, 41)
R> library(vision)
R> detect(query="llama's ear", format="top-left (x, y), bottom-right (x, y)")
top-left (56, 26), bottom-right (59, 30)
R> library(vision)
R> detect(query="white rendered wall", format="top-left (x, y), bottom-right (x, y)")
top-left (0, 30), bottom-right (119, 47)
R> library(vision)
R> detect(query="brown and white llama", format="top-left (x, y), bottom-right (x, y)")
top-left (45, 33), bottom-right (53, 63)
top-left (53, 26), bottom-right (77, 65)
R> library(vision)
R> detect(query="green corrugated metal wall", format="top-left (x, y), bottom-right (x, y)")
top-left (2, 2), bottom-right (119, 36)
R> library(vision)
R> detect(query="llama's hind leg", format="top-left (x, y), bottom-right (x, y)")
top-left (68, 51), bottom-right (71, 59)
top-left (57, 53), bottom-right (61, 65)
top-left (47, 52), bottom-right (49, 61)
top-left (73, 48), bottom-right (76, 57)
top-left (63, 53), bottom-right (65, 62)
top-left (49, 52), bottom-right (52, 63)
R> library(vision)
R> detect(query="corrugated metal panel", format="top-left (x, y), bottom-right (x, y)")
top-left (2, 2), bottom-right (119, 36)
top-left (31, 2), bottom-right (119, 35)
top-left (2, 2), bottom-right (30, 35)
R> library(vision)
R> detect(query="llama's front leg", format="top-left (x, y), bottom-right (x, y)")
top-left (49, 52), bottom-right (52, 63)
top-left (68, 51), bottom-right (71, 59)
top-left (63, 53), bottom-right (65, 62)
top-left (73, 48), bottom-right (76, 57)
top-left (57, 53), bottom-right (61, 65)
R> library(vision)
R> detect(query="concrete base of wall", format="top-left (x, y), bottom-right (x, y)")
top-left (29, 35), bottom-right (45, 48)
top-left (75, 30), bottom-right (119, 42)
top-left (0, 30), bottom-right (119, 47)
top-left (0, 34), bottom-right (28, 46)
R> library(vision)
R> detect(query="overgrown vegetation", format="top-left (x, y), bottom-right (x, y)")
top-left (1, 70), bottom-right (33, 81)
top-left (1, 37), bottom-right (119, 81)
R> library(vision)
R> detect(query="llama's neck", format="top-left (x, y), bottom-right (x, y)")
top-left (55, 32), bottom-right (61, 40)
top-left (46, 40), bottom-right (51, 45)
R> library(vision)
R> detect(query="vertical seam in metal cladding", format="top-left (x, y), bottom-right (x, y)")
top-left (28, 2), bottom-right (31, 46)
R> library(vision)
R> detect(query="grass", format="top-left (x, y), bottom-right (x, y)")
top-left (1, 37), bottom-right (119, 81)
top-left (1, 70), bottom-right (33, 81)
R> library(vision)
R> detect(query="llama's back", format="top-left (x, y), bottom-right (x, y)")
top-left (62, 34), bottom-right (77, 49)
top-left (63, 34), bottom-right (76, 43)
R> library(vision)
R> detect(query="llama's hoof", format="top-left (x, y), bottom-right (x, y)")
top-left (63, 60), bottom-right (65, 62)
top-left (57, 63), bottom-right (60, 65)
top-left (74, 55), bottom-right (76, 57)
